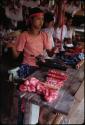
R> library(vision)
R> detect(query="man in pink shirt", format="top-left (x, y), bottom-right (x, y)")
top-left (7, 7), bottom-right (57, 78)
top-left (15, 30), bottom-right (52, 67)
top-left (7, 7), bottom-right (59, 125)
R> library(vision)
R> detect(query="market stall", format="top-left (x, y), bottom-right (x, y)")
top-left (0, 0), bottom-right (84, 124)
top-left (17, 59), bottom-right (84, 124)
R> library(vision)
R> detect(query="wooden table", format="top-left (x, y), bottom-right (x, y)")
top-left (20, 65), bottom-right (84, 124)
top-left (64, 64), bottom-right (84, 95)
top-left (0, 54), bottom-right (84, 124)
top-left (18, 69), bottom-right (73, 124)
top-left (0, 45), bottom-right (84, 124)
top-left (22, 70), bottom-right (74, 115)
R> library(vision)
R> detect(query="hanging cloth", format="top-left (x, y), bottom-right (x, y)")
top-left (5, 4), bottom-right (23, 21)
top-left (57, 0), bottom-right (66, 51)
top-left (20, 0), bottom-right (40, 8)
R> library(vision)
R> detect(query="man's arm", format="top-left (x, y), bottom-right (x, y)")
top-left (6, 42), bottom-right (21, 58)
top-left (46, 47), bottom-right (59, 57)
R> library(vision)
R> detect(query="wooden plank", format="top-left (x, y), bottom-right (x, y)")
top-left (21, 65), bottom-right (84, 115)
top-left (22, 86), bottom-right (74, 115)
top-left (64, 65), bottom-right (84, 95)
top-left (74, 81), bottom-right (84, 102)
top-left (52, 114), bottom-right (64, 124)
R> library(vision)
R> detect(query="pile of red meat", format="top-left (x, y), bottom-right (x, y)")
top-left (19, 70), bottom-right (68, 102)
top-left (46, 69), bottom-right (68, 89)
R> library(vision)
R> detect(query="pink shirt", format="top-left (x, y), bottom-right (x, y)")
top-left (16, 31), bottom-right (52, 66)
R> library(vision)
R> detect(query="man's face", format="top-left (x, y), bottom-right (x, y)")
top-left (67, 19), bottom-right (72, 27)
top-left (48, 21), bottom-right (54, 28)
top-left (32, 15), bottom-right (44, 30)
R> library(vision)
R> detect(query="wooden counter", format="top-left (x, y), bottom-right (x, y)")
top-left (0, 56), bottom-right (84, 124)
top-left (19, 64), bottom-right (84, 119)
top-left (21, 69), bottom-right (74, 124)
top-left (64, 64), bottom-right (84, 95)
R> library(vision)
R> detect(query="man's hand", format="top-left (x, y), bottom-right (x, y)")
top-left (53, 47), bottom-right (59, 54)
top-left (36, 55), bottom-right (46, 63)
top-left (6, 42), bottom-right (15, 48)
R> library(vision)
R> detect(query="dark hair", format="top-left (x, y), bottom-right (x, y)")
top-left (29, 7), bottom-right (43, 17)
top-left (28, 7), bottom-right (43, 29)
top-left (65, 12), bottom-right (72, 20)
top-left (44, 12), bottom-right (54, 23)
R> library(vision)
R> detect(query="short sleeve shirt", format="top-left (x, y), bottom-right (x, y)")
top-left (53, 25), bottom-right (67, 41)
top-left (15, 31), bottom-right (52, 66)
top-left (42, 27), bottom-right (55, 47)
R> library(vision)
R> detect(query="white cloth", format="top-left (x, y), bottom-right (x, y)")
top-left (53, 25), bottom-right (67, 51)
top-left (29, 104), bottom-right (40, 124)
top-left (24, 102), bottom-right (40, 124)
top-left (65, 43), bottom-right (74, 47)
top-left (53, 25), bottom-right (67, 41)
top-left (20, 0), bottom-right (40, 7)
top-left (8, 67), bottom-right (20, 81)
top-left (66, 30), bottom-right (73, 39)
top-left (66, 28), bottom-right (75, 39)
